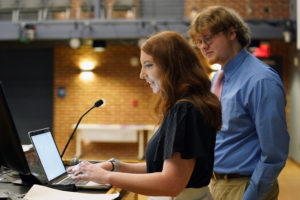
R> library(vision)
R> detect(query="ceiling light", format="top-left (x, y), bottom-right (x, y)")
top-left (69, 38), bottom-right (81, 49)
top-left (93, 40), bottom-right (106, 52)
top-left (80, 60), bottom-right (95, 71)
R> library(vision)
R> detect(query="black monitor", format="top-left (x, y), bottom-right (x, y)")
top-left (0, 81), bottom-right (31, 175)
top-left (0, 151), bottom-right (5, 169)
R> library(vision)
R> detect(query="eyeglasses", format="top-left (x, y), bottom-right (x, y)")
top-left (194, 33), bottom-right (217, 47)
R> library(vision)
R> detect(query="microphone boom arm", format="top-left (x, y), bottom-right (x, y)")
top-left (60, 105), bottom-right (95, 158)
top-left (60, 99), bottom-right (103, 158)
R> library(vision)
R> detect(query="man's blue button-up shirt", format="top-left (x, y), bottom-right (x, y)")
top-left (212, 48), bottom-right (290, 200)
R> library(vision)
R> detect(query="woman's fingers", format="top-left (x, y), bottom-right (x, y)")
top-left (67, 160), bottom-right (90, 173)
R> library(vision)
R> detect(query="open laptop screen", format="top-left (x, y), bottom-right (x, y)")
top-left (30, 129), bottom-right (66, 181)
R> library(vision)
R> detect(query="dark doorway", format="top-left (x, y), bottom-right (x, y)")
top-left (259, 56), bottom-right (283, 79)
top-left (0, 48), bottom-right (53, 144)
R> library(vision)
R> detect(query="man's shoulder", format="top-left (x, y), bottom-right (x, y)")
top-left (243, 54), bottom-right (281, 82)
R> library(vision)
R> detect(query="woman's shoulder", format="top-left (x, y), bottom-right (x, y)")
top-left (173, 99), bottom-right (196, 110)
top-left (168, 100), bottom-right (199, 118)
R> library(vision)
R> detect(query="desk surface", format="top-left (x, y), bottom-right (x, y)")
top-left (0, 170), bottom-right (136, 200)
top-left (0, 161), bottom-right (139, 200)
top-left (0, 182), bottom-right (137, 200)
top-left (0, 182), bottom-right (31, 199)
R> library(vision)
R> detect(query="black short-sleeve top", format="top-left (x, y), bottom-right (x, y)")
top-left (145, 101), bottom-right (216, 188)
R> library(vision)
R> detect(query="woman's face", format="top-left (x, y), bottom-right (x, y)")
top-left (139, 50), bottom-right (162, 94)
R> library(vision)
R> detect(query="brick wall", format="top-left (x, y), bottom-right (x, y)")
top-left (69, 0), bottom-right (290, 20)
top-left (68, 0), bottom-right (135, 20)
top-left (54, 44), bottom-right (157, 159)
top-left (185, 0), bottom-right (289, 19)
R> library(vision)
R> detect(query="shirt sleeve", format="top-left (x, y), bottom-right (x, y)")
top-left (151, 102), bottom-right (212, 161)
top-left (243, 79), bottom-right (290, 200)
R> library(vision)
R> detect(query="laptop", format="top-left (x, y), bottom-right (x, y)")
top-left (28, 128), bottom-right (110, 189)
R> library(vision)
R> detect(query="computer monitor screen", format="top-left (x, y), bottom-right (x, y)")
top-left (0, 81), bottom-right (31, 175)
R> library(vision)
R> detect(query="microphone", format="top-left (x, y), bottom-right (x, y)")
top-left (60, 99), bottom-right (104, 158)
top-left (70, 157), bottom-right (80, 165)
top-left (70, 157), bottom-right (100, 166)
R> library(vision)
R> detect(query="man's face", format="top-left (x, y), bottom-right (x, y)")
top-left (194, 30), bottom-right (236, 67)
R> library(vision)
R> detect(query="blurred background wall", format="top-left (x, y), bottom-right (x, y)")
top-left (0, 0), bottom-right (297, 162)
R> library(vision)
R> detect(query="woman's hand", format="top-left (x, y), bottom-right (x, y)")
top-left (71, 161), bottom-right (111, 184)
top-left (67, 160), bottom-right (93, 173)
top-left (67, 160), bottom-right (114, 173)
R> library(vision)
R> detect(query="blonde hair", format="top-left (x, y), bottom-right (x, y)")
top-left (190, 6), bottom-right (251, 47)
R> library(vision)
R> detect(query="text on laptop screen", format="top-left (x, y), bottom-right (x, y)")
top-left (31, 131), bottom-right (66, 181)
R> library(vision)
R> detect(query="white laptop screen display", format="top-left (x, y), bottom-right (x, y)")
top-left (31, 131), bottom-right (66, 181)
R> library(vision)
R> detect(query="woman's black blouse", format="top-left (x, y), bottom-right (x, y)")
top-left (145, 101), bottom-right (216, 188)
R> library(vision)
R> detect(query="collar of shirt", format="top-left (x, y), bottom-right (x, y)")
top-left (223, 48), bottom-right (248, 83)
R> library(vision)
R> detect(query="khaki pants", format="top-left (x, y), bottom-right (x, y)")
top-left (209, 177), bottom-right (279, 200)
top-left (148, 186), bottom-right (213, 200)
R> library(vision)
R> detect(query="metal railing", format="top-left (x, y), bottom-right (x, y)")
top-left (0, 0), bottom-right (185, 22)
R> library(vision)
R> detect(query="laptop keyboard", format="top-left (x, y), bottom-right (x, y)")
top-left (59, 176), bottom-right (89, 185)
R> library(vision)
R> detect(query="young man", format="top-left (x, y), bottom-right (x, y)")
top-left (190, 6), bottom-right (290, 200)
